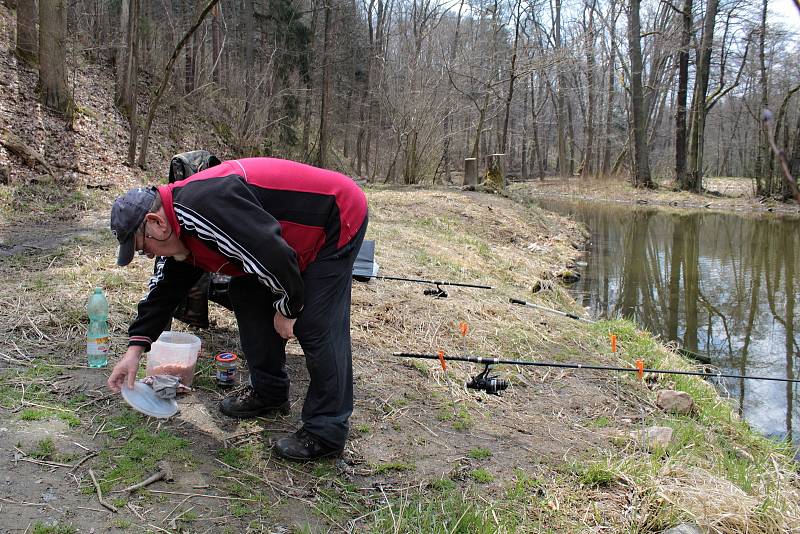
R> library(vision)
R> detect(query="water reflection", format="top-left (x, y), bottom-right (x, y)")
top-left (535, 199), bottom-right (800, 442)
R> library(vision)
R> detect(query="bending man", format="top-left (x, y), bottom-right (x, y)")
top-left (107, 157), bottom-right (368, 461)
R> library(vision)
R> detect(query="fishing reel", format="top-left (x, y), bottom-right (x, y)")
top-left (466, 364), bottom-right (509, 396)
top-left (423, 283), bottom-right (448, 298)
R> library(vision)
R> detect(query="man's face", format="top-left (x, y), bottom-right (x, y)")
top-left (130, 213), bottom-right (190, 263)
top-left (133, 222), bottom-right (156, 259)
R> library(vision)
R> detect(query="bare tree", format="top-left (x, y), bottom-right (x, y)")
top-left (136, 0), bottom-right (220, 168)
top-left (16, 0), bottom-right (37, 66)
top-left (627, 0), bottom-right (652, 187)
top-left (675, 0), bottom-right (692, 187)
top-left (686, 0), bottom-right (720, 192)
top-left (38, 0), bottom-right (72, 119)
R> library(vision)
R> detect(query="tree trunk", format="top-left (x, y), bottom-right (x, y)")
top-left (124, 0), bottom-right (139, 166)
top-left (600, 0), bottom-right (617, 176)
top-left (136, 0), bottom-right (220, 168)
top-left (38, 0), bottom-right (72, 119)
top-left (211, 4), bottom-right (222, 84)
top-left (755, 0), bottom-right (771, 196)
top-left (441, 0), bottom-right (465, 182)
top-left (530, 72), bottom-right (545, 180)
top-left (554, 0), bottom-right (568, 177)
top-left (581, 0), bottom-right (597, 178)
top-left (627, 0), bottom-right (652, 187)
top-left (16, 0), bottom-right (38, 65)
top-left (501, 0), bottom-right (521, 155)
top-left (686, 0), bottom-right (720, 192)
top-left (675, 0), bottom-right (692, 187)
top-left (316, 0), bottom-right (333, 168)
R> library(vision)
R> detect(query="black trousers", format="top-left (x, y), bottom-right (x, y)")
top-left (227, 216), bottom-right (367, 448)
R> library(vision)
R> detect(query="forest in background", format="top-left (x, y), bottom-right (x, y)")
top-left (9, 0), bottom-right (800, 196)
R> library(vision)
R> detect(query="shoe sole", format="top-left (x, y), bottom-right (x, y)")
top-left (219, 403), bottom-right (290, 419)
top-left (274, 447), bottom-right (343, 462)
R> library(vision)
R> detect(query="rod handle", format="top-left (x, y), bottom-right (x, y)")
top-left (509, 298), bottom-right (527, 306)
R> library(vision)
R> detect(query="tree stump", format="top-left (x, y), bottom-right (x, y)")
top-left (485, 153), bottom-right (505, 192)
top-left (464, 158), bottom-right (478, 187)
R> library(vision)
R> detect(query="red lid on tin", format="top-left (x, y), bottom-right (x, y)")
top-left (215, 352), bottom-right (238, 362)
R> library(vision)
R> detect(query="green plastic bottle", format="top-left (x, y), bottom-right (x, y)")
top-left (86, 288), bottom-right (109, 368)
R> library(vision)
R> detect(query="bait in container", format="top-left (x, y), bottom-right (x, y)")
top-left (215, 352), bottom-right (238, 387)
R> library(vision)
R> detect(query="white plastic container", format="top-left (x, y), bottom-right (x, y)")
top-left (145, 331), bottom-right (202, 386)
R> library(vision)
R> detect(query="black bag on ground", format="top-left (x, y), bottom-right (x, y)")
top-left (162, 150), bottom-right (232, 329)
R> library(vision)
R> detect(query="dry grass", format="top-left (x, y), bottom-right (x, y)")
top-left (509, 175), bottom-right (800, 216)
top-left (0, 185), bottom-right (799, 532)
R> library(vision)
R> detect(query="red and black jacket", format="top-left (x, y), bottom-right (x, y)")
top-left (128, 158), bottom-right (368, 350)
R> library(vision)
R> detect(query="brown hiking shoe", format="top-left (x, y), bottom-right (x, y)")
top-left (219, 386), bottom-right (289, 418)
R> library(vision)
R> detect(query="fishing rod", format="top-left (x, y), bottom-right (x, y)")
top-left (369, 276), bottom-right (493, 298)
top-left (509, 297), bottom-right (595, 323)
top-left (393, 352), bottom-right (800, 395)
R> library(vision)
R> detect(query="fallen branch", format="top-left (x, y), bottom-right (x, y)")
top-left (0, 128), bottom-right (57, 177)
top-left (115, 461), bottom-right (173, 493)
top-left (88, 468), bottom-right (118, 513)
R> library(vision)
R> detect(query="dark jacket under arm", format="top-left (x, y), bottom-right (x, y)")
top-left (128, 257), bottom-right (204, 351)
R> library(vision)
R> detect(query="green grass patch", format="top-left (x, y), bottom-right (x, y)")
top-left (588, 415), bottom-right (611, 428)
top-left (470, 468), bottom-right (494, 483)
top-left (30, 437), bottom-right (57, 460)
top-left (217, 443), bottom-right (260, 469)
top-left (111, 518), bottom-right (132, 529)
top-left (373, 461), bottom-right (416, 474)
top-left (32, 523), bottom-right (77, 534)
top-left (437, 402), bottom-right (473, 431)
top-left (571, 460), bottom-right (617, 488)
top-left (467, 447), bottom-right (493, 460)
top-left (20, 408), bottom-right (49, 421)
top-left (367, 481), bottom-right (525, 533)
top-left (98, 421), bottom-right (191, 493)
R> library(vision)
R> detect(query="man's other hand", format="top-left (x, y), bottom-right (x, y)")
top-left (274, 313), bottom-right (296, 340)
top-left (107, 346), bottom-right (144, 392)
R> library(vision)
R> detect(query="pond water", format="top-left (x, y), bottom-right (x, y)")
top-left (533, 198), bottom-right (800, 442)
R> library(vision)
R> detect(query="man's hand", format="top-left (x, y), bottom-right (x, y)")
top-left (274, 313), bottom-right (296, 340)
top-left (107, 346), bottom-right (145, 393)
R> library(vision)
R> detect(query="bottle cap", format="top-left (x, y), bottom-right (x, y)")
top-left (215, 352), bottom-right (238, 363)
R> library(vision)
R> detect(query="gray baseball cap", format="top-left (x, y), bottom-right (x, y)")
top-left (110, 187), bottom-right (157, 266)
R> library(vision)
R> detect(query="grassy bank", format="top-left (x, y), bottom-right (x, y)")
top-left (0, 182), bottom-right (798, 532)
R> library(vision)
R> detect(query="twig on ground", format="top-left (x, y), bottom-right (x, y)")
top-left (147, 489), bottom-right (258, 502)
top-left (162, 495), bottom-right (192, 525)
top-left (0, 351), bottom-right (32, 366)
top-left (69, 451), bottom-right (98, 472)
top-left (13, 446), bottom-right (73, 468)
top-left (0, 496), bottom-right (64, 514)
top-left (77, 393), bottom-right (116, 410)
top-left (169, 505), bottom-right (196, 529)
top-left (88, 468), bottom-right (118, 513)
top-left (20, 400), bottom-right (75, 413)
top-left (126, 502), bottom-right (147, 521)
top-left (115, 461), bottom-right (173, 493)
